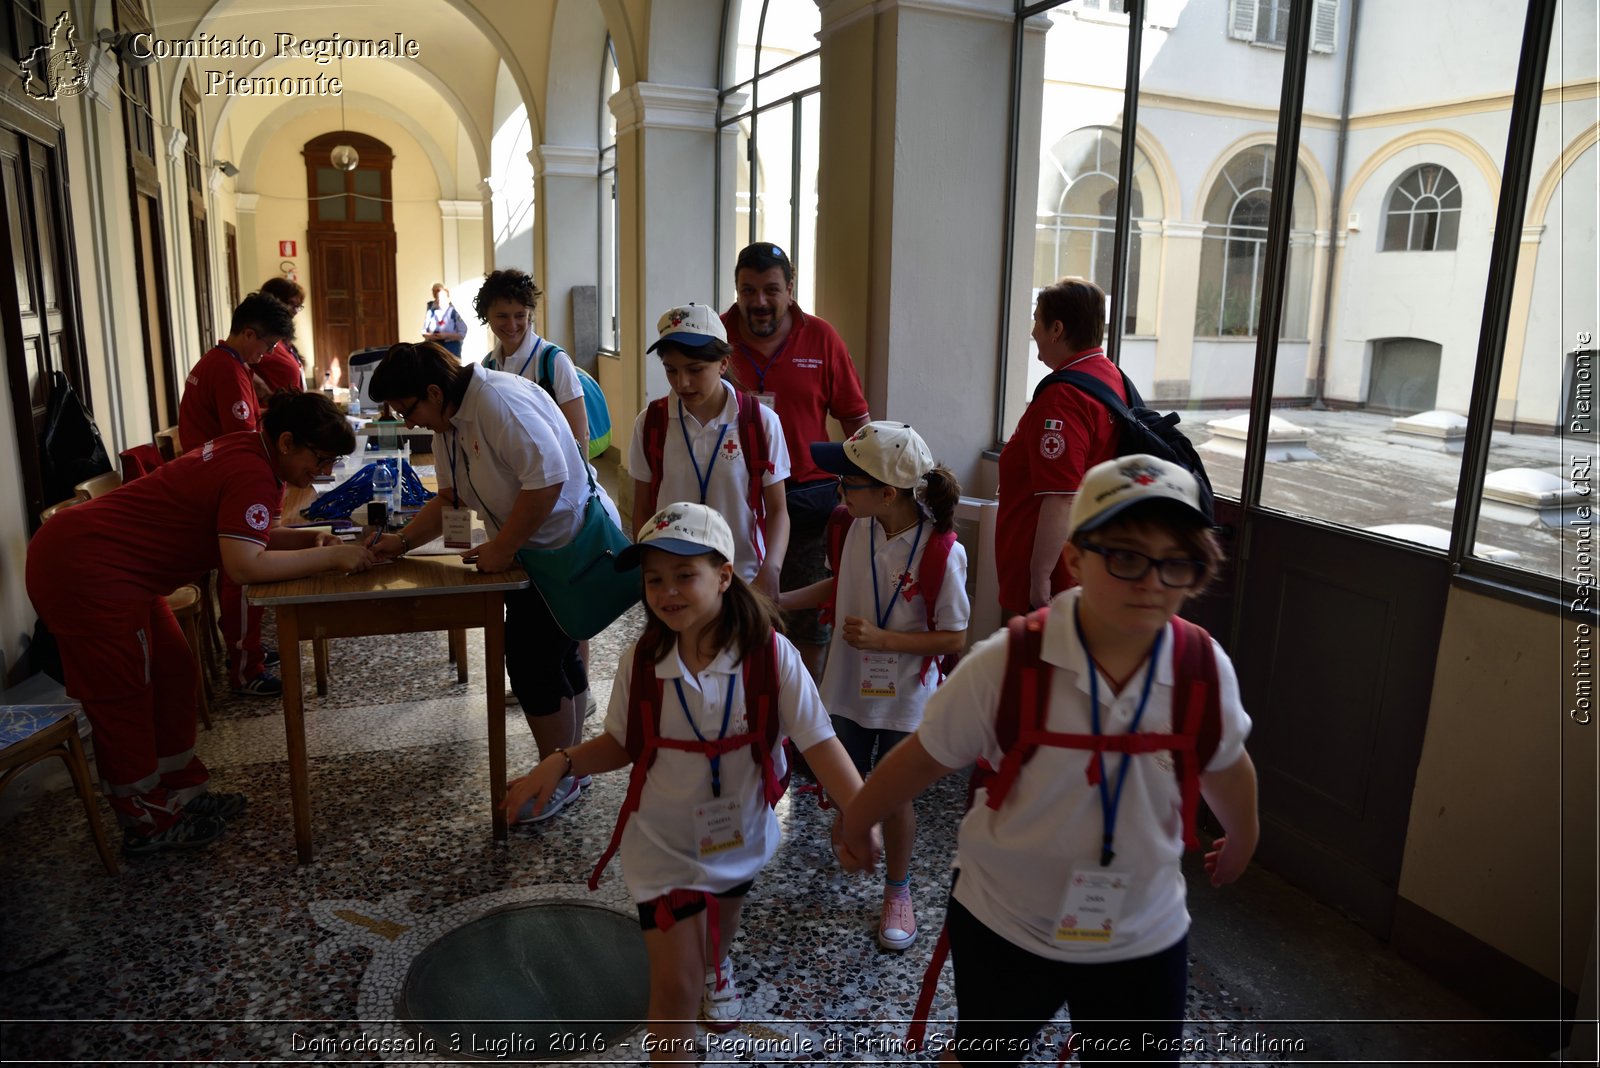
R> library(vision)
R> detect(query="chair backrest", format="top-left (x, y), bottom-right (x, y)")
top-left (154, 425), bottom-right (182, 462)
top-left (119, 443), bottom-right (165, 482)
top-left (39, 494), bottom-right (86, 522)
top-left (74, 470), bottom-right (121, 500)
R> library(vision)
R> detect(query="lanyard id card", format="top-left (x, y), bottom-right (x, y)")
top-left (1055, 867), bottom-right (1132, 943)
top-left (755, 391), bottom-right (777, 409)
top-left (694, 798), bottom-right (745, 857)
top-left (859, 652), bottom-right (899, 698)
top-left (441, 505), bottom-right (474, 548)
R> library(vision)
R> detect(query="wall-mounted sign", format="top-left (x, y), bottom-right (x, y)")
top-left (279, 240), bottom-right (297, 257)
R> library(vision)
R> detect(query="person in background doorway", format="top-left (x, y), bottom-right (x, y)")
top-left (423, 282), bottom-right (467, 359)
top-left (255, 277), bottom-right (307, 396)
top-left (721, 242), bottom-right (870, 680)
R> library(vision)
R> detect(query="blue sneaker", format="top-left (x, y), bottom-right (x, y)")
top-left (232, 672), bottom-right (283, 698)
top-left (514, 776), bottom-right (582, 824)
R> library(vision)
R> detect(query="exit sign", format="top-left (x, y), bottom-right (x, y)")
top-left (279, 240), bottom-right (297, 257)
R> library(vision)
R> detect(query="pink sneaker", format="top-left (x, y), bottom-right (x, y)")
top-left (878, 891), bottom-right (917, 951)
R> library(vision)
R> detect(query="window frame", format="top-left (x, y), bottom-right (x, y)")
top-left (597, 36), bottom-right (620, 359)
top-left (1382, 163), bottom-right (1463, 252)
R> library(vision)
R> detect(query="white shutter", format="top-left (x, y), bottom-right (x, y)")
top-left (1311, 0), bottom-right (1339, 53)
top-left (1228, 0), bottom-right (1258, 41)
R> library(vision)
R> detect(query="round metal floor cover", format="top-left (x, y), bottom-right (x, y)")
top-left (400, 902), bottom-right (650, 1060)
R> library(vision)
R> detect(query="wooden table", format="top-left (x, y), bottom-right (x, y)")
top-left (247, 555), bottom-right (527, 863)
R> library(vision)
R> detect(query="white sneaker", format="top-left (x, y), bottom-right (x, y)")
top-left (700, 956), bottom-right (743, 1032)
top-left (514, 775), bottom-right (582, 824)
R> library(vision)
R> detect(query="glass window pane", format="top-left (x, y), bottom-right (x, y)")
top-left (1471, 0), bottom-right (1598, 580)
top-left (729, 0), bottom-right (764, 91)
top-left (352, 169), bottom-right (382, 221)
top-left (793, 92), bottom-right (819, 313)
top-left (316, 167), bottom-right (346, 221)
top-left (1257, 0), bottom-right (1527, 549)
top-left (752, 100), bottom-right (795, 260)
top-left (758, 0), bottom-right (820, 74)
top-left (758, 53), bottom-right (820, 106)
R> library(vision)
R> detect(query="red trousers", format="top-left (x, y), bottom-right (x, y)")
top-left (34, 595), bottom-right (210, 829)
top-left (218, 571), bottom-right (265, 686)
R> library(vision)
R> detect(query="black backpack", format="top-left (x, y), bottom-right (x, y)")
top-left (39, 370), bottom-right (111, 508)
top-left (1034, 366), bottom-right (1216, 522)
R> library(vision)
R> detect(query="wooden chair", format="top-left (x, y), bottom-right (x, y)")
top-left (154, 426), bottom-right (183, 463)
top-left (0, 704), bottom-right (118, 875)
top-left (39, 493), bottom-right (213, 729)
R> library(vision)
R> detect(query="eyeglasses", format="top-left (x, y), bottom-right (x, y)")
top-left (1079, 543), bottom-right (1207, 589)
top-left (397, 395), bottom-right (425, 422)
top-left (836, 476), bottom-right (880, 493)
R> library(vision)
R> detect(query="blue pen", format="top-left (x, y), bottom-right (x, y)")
top-left (367, 527), bottom-right (383, 549)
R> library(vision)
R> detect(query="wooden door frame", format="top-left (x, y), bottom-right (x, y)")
top-left (302, 132), bottom-right (396, 379)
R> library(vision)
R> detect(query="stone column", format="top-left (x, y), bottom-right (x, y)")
top-left (1153, 220), bottom-right (1207, 400)
top-left (533, 144), bottom-right (602, 359)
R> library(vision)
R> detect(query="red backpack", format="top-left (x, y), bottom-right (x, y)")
top-left (906, 606), bottom-right (1223, 1051)
top-left (819, 505), bottom-right (960, 684)
top-left (640, 389), bottom-right (773, 552)
top-left (588, 632), bottom-right (788, 891)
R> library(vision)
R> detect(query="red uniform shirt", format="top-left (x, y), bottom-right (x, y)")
top-left (179, 344), bottom-right (259, 452)
top-left (721, 304), bottom-right (869, 485)
top-left (995, 349), bottom-right (1126, 615)
top-left (256, 342), bottom-right (305, 394)
top-left (27, 432), bottom-right (282, 616)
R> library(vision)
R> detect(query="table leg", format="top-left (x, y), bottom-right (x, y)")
top-left (313, 638), bottom-right (329, 697)
top-left (278, 609), bottom-right (314, 863)
top-left (450, 627), bottom-right (468, 684)
top-left (486, 593), bottom-right (507, 843)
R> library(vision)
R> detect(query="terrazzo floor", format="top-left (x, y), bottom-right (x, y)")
top-left (0, 606), bottom-right (1553, 1065)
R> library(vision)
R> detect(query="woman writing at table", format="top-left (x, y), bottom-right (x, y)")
top-left (25, 392), bottom-right (379, 856)
top-left (366, 341), bottom-right (621, 825)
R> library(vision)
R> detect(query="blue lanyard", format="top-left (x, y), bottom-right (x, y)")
top-left (1076, 607), bottom-right (1162, 868)
top-left (218, 342), bottom-right (247, 369)
top-left (742, 334), bottom-right (791, 394)
top-left (678, 397), bottom-right (730, 504)
top-left (870, 519), bottom-right (925, 630)
top-left (673, 674), bottom-right (738, 799)
top-left (444, 430), bottom-right (471, 511)
top-left (516, 336), bottom-right (543, 379)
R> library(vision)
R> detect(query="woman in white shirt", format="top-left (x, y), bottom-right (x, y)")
top-left (474, 268), bottom-right (589, 455)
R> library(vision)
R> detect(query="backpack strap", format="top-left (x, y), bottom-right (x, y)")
top-left (816, 505), bottom-right (854, 628)
top-left (590, 645), bottom-right (662, 890)
top-left (915, 530), bottom-right (958, 685)
top-left (743, 630), bottom-right (788, 806)
top-left (535, 339), bottom-right (556, 395)
top-left (973, 606), bottom-right (1053, 809)
top-left (736, 390), bottom-right (773, 561)
top-left (905, 922), bottom-right (952, 1052)
top-left (641, 397), bottom-right (670, 519)
top-left (1058, 369), bottom-right (1136, 421)
top-left (1168, 616), bottom-right (1222, 850)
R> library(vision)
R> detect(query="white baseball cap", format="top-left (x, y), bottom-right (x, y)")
top-left (810, 421), bottom-right (935, 490)
top-left (646, 303), bottom-right (728, 353)
top-left (1068, 455), bottom-right (1210, 538)
top-left (617, 501), bottom-right (737, 570)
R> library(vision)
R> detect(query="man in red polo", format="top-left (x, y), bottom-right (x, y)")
top-left (178, 291), bottom-right (297, 697)
top-left (996, 277), bottom-right (1127, 616)
top-left (721, 242), bottom-right (870, 675)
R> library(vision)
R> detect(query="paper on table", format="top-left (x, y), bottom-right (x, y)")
top-left (409, 526), bottom-right (488, 555)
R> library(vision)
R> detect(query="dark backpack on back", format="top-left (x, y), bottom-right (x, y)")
top-left (1035, 367), bottom-right (1216, 522)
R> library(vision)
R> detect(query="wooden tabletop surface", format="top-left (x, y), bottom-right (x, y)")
top-left (247, 552), bottom-right (526, 605)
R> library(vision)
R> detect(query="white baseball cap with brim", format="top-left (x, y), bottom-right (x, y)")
top-left (810, 421), bottom-right (934, 490)
top-left (1068, 454), bottom-right (1210, 538)
top-left (646, 303), bottom-right (728, 354)
top-left (617, 501), bottom-right (737, 570)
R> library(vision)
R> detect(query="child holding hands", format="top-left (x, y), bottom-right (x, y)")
top-left (505, 503), bottom-right (875, 1061)
top-left (841, 455), bottom-right (1258, 1066)
top-left (784, 422), bottom-right (970, 951)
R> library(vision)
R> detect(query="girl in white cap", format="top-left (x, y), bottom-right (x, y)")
top-left (504, 502), bottom-right (874, 1057)
top-left (785, 421), bottom-right (971, 952)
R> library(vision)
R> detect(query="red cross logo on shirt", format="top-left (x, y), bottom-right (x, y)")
top-left (898, 572), bottom-right (920, 602)
top-left (721, 438), bottom-right (741, 459)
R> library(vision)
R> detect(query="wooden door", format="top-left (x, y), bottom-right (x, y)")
top-left (0, 127), bottom-right (89, 523)
top-left (307, 232), bottom-right (397, 382)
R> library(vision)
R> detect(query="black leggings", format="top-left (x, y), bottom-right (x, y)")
top-left (945, 894), bottom-right (1189, 1066)
top-left (504, 586), bottom-right (588, 717)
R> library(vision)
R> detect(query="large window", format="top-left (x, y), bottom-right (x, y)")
top-left (598, 38), bottom-right (620, 357)
top-left (1195, 145), bottom-right (1314, 339)
top-left (716, 0), bottom-right (820, 311)
top-left (1382, 164), bottom-right (1462, 252)
top-left (1228, 0), bottom-right (1339, 53)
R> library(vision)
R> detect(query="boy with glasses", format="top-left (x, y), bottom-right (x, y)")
top-left (841, 454), bottom-right (1258, 1066)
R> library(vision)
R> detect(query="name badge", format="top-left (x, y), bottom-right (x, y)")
top-left (755, 391), bottom-right (778, 410)
top-left (693, 797), bottom-right (745, 857)
top-left (442, 505), bottom-right (474, 549)
top-left (1055, 867), bottom-right (1131, 943)
top-left (859, 651), bottom-right (898, 698)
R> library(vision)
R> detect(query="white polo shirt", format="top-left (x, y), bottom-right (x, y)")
top-left (485, 331), bottom-right (583, 405)
top-left (604, 634), bottom-right (835, 903)
top-left (818, 516), bottom-right (970, 733)
top-left (433, 366), bottom-right (618, 550)
top-left (917, 587), bottom-right (1251, 963)
top-left (626, 381), bottom-right (791, 581)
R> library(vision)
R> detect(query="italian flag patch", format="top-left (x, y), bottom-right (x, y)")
top-left (1043, 418), bottom-right (1064, 430)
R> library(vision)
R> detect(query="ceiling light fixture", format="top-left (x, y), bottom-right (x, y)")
top-left (330, 57), bottom-right (359, 171)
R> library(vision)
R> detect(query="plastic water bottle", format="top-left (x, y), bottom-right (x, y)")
top-left (372, 459), bottom-right (396, 526)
